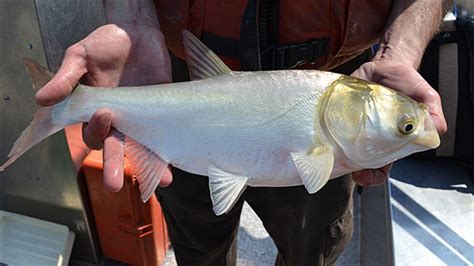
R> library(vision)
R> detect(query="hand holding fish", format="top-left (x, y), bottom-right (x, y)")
top-left (35, 24), bottom-right (173, 191)
top-left (1, 30), bottom-right (441, 215)
top-left (351, 59), bottom-right (447, 186)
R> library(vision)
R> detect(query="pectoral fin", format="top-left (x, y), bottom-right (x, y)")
top-left (208, 165), bottom-right (248, 215)
top-left (291, 146), bottom-right (334, 194)
top-left (124, 137), bottom-right (169, 202)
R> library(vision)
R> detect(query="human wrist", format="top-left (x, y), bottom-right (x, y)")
top-left (372, 42), bottom-right (421, 69)
top-left (102, 0), bottom-right (160, 29)
top-left (372, 0), bottom-right (449, 69)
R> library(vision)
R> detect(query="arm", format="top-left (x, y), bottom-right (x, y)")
top-left (351, 0), bottom-right (451, 186)
top-left (36, 0), bottom-right (172, 191)
top-left (374, 0), bottom-right (453, 68)
top-left (103, 0), bottom-right (160, 27)
top-left (357, 0), bottom-right (451, 133)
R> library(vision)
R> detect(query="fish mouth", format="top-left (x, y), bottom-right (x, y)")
top-left (413, 115), bottom-right (440, 149)
top-left (413, 131), bottom-right (440, 149)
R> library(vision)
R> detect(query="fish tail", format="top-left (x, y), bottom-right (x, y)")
top-left (22, 58), bottom-right (54, 91)
top-left (1, 59), bottom-right (67, 171)
top-left (0, 106), bottom-right (65, 171)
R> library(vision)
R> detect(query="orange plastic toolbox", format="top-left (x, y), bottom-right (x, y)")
top-left (82, 150), bottom-right (169, 265)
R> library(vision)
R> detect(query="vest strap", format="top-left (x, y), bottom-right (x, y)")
top-left (201, 0), bottom-right (329, 71)
top-left (261, 38), bottom-right (329, 70)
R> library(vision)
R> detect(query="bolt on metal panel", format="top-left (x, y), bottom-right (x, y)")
top-left (0, 0), bottom-right (106, 263)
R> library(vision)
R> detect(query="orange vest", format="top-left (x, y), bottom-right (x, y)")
top-left (154, 0), bottom-right (392, 70)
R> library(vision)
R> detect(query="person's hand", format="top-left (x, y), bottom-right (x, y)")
top-left (35, 23), bottom-right (173, 192)
top-left (350, 59), bottom-right (447, 186)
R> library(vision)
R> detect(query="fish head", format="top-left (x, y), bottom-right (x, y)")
top-left (321, 76), bottom-right (440, 169)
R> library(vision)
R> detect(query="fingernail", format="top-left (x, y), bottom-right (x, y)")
top-left (99, 112), bottom-right (111, 127)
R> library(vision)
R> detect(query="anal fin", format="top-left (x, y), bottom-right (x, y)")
top-left (208, 165), bottom-right (248, 215)
top-left (291, 145), bottom-right (334, 194)
top-left (125, 137), bottom-right (169, 202)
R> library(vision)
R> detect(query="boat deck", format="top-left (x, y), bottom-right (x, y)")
top-left (164, 157), bottom-right (474, 265)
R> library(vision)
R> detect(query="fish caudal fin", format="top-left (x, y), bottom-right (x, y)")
top-left (208, 165), bottom-right (248, 215)
top-left (0, 59), bottom-right (64, 171)
top-left (0, 106), bottom-right (64, 171)
top-left (124, 137), bottom-right (169, 202)
top-left (22, 58), bottom-right (54, 91)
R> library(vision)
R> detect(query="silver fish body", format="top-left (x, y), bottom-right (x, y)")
top-left (1, 31), bottom-right (440, 215)
top-left (56, 70), bottom-right (341, 187)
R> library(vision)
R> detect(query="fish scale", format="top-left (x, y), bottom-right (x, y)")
top-left (0, 31), bottom-right (440, 215)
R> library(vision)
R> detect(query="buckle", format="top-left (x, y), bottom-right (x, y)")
top-left (269, 38), bottom-right (329, 70)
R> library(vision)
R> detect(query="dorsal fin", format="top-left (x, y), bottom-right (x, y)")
top-left (182, 30), bottom-right (232, 80)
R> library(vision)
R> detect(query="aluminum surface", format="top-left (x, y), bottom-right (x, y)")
top-left (391, 158), bottom-right (474, 265)
top-left (360, 182), bottom-right (395, 266)
top-left (0, 0), bottom-right (105, 263)
top-left (35, 0), bottom-right (106, 72)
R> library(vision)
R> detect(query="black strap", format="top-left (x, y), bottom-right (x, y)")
top-left (239, 0), bottom-right (262, 71)
top-left (261, 39), bottom-right (329, 70)
top-left (258, 0), bottom-right (279, 45)
top-left (238, 0), bottom-right (329, 70)
top-left (202, 30), bottom-right (330, 71)
top-left (257, 0), bottom-right (329, 70)
top-left (458, 19), bottom-right (474, 112)
top-left (456, 18), bottom-right (474, 160)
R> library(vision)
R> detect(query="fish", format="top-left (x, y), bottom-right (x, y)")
top-left (0, 31), bottom-right (440, 215)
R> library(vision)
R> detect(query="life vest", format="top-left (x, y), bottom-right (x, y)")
top-left (154, 0), bottom-right (392, 71)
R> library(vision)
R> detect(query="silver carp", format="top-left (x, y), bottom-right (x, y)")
top-left (0, 31), bottom-right (440, 215)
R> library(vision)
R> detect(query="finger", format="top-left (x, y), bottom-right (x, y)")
top-left (379, 163), bottom-right (393, 177)
top-left (350, 63), bottom-right (373, 81)
top-left (352, 164), bottom-right (391, 187)
top-left (352, 169), bottom-right (383, 187)
top-left (430, 113), bottom-right (448, 135)
top-left (424, 90), bottom-right (447, 135)
top-left (159, 167), bottom-right (173, 187)
top-left (103, 130), bottom-right (124, 192)
top-left (413, 79), bottom-right (448, 134)
top-left (35, 44), bottom-right (88, 106)
top-left (82, 109), bottom-right (112, 150)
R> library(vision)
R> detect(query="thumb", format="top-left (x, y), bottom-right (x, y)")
top-left (35, 45), bottom-right (88, 106)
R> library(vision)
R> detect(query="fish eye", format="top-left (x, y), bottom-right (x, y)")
top-left (398, 116), bottom-right (417, 135)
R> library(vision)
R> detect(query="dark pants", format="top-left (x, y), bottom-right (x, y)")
top-left (157, 168), bottom-right (355, 266)
top-left (158, 50), bottom-right (369, 266)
